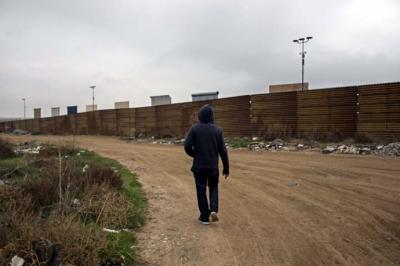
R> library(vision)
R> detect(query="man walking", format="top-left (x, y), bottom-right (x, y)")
top-left (184, 104), bottom-right (230, 225)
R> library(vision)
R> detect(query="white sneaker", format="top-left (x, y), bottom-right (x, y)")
top-left (198, 217), bottom-right (210, 225)
top-left (210, 212), bottom-right (219, 222)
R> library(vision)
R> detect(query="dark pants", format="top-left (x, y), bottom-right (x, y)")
top-left (193, 169), bottom-right (219, 221)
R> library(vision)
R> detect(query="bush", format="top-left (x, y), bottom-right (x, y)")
top-left (0, 138), bottom-right (14, 159)
top-left (38, 145), bottom-right (78, 158)
top-left (87, 164), bottom-right (123, 190)
top-left (0, 147), bottom-right (145, 264)
top-left (20, 159), bottom-right (123, 211)
top-left (80, 184), bottom-right (133, 229)
top-left (0, 202), bottom-right (107, 265)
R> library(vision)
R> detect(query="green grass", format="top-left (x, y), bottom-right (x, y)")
top-left (225, 138), bottom-right (253, 148)
top-left (70, 150), bottom-right (147, 263)
top-left (100, 231), bottom-right (136, 262)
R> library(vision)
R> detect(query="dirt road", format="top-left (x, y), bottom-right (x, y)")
top-left (3, 135), bottom-right (400, 265)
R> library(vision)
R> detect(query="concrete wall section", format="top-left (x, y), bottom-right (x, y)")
top-left (51, 107), bottom-right (60, 117)
top-left (86, 105), bottom-right (98, 112)
top-left (115, 101), bottom-right (129, 109)
top-left (33, 108), bottom-right (41, 119)
top-left (269, 83), bottom-right (309, 93)
top-left (151, 95), bottom-right (171, 106)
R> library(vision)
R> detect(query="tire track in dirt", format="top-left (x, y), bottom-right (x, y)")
top-left (3, 135), bottom-right (400, 266)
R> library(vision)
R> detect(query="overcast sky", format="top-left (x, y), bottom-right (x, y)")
top-left (0, 0), bottom-right (399, 118)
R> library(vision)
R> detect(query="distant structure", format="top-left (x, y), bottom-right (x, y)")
top-left (114, 101), bottom-right (130, 109)
top-left (86, 104), bottom-right (98, 112)
top-left (33, 108), bottom-right (41, 119)
top-left (192, 91), bottom-right (219, 102)
top-left (269, 82), bottom-right (309, 93)
top-left (151, 95), bottom-right (171, 106)
top-left (67, 106), bottom-right (78, 115)
top-left (51, 107), bottom-right (60, 117)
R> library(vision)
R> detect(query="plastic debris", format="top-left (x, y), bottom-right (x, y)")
top-left (10, 256), bottom-right (25, 266)
top-left (102, 228), bottom-right (120, 234)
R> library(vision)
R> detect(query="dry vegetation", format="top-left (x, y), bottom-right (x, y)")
top-left (0, 138), bottom-right (14, 159)
top-left (0, 139), bottom-right (147, 265)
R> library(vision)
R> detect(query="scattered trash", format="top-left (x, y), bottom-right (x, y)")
top-left (10, 255), bottom-right (24, 266)
top-left (101, 258), bottom-right (124, 266)
top-left (72, 198), bottom-right (81, 207)
top-left (248, 142), bottom-right (265, 151)
top-left (271, 138), bottom-right (284, 147)
top-left (320, 142), bottom-right (400, 157)
top-left (102, 228), bottom-right (120, 234)
top-left (14, 142), bottom-right (42, 154)
top-left (173, 138), bottom-right (185, 145)
top-left (153, 138), bottom-right (184, 145)
top-left (296, 143), bottom-right (305, 149)
top-left (82, 164), bottom-right (89, 173)
top-left (12, 129), bottom-right (30, 135)
top-left (126, 137), bottom-right (400, 157)
top-left (322, 146), bottom-right (336, 154)
top-left (381, 142), bottom-right (400, 156)
top-left (32, 238), bottom-right (61, 266)
top-left (101, 228), bottom-right (128, 234)
top-left (360, 147), bottom-right (371, 155)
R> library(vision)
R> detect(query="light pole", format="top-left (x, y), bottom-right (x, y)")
top-left (89, 85), bottom-right (96, 111)
top-left (22, 98), bottom-right (26, 119)
top-left (293, 36), bottom-right (313, 91)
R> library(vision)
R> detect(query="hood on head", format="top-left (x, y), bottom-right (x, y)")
top-left (198, 104), bottom-right (214, 123)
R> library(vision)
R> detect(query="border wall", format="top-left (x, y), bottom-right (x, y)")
top-left (1, 82), bottom-right (399, 140)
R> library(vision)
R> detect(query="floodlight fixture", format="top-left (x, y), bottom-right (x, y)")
top-left (292, 36), bottom-right (313, 91)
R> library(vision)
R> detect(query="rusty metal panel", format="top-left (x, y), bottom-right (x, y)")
top-left (75, 113), bottom-right (89, 135)
top-left (99, 109), bottom-right (117, 135)
top-left (357, 82), bottom-right (400, 139)
top-left (156, 103), bottom-right (185, 138)
top-left (297, 86), bottom-right (357, 140)
top-left (135, 106), bottom-right (157, 137)
top-left (116, 108), bottom-right (133, 136)
top-left (211, 96), bottom-right (251, 137)
top-left (39, 117), bottom-right (55, 134)
top-left (32, 119), bottom-right (40, 133)
top-left (87, 111), bottom-right (100, 135)
top-left (181, 100), bottom-right (212, 137)
top-left (55, 115), bottom-right (74, 135)
top-left (251, 91), bottom-right (297, 138)
top-left (23, 119), bottom-right (34, 132)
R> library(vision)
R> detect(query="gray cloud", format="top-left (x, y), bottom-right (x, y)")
top-left (1, 0), bottom-right (399, 117)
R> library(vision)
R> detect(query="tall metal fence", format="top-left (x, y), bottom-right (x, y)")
top-left (1, 82), bottom-right (399, 140)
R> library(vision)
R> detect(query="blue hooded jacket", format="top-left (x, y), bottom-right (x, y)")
top-left (184, 105), bottom-right (229, 175)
